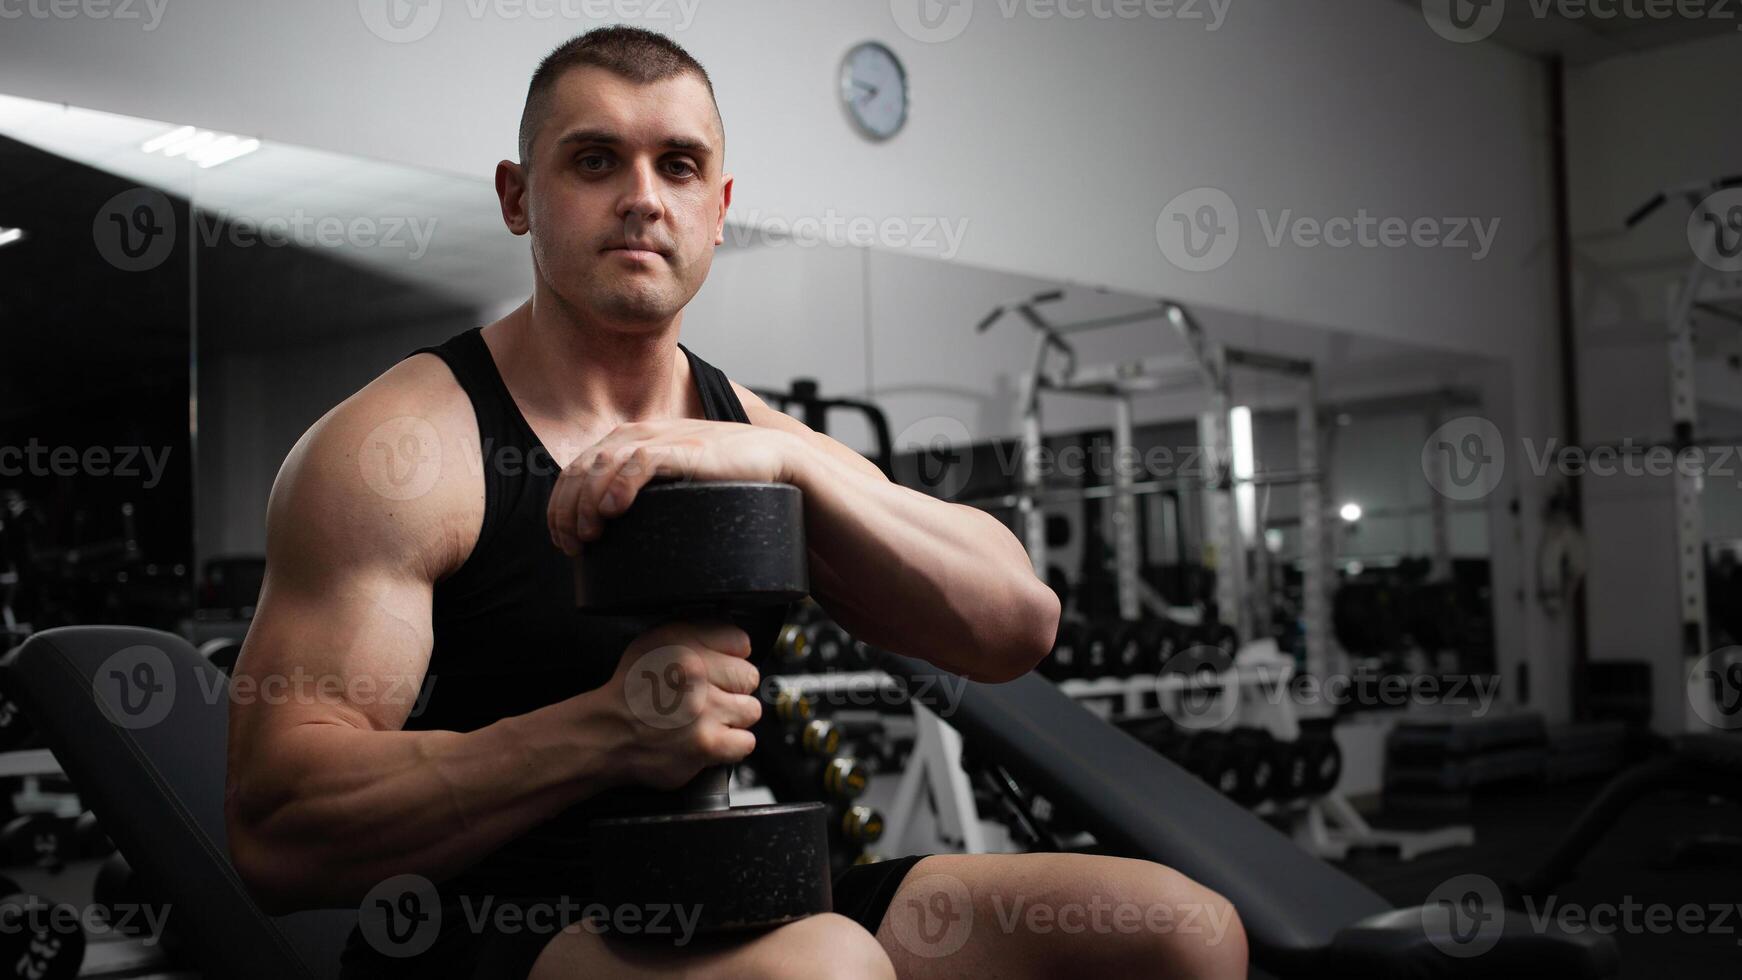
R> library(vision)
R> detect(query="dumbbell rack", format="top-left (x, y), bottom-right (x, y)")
top-left (1024, 645), bottom-right (1482, 862)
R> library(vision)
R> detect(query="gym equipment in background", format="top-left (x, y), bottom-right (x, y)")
top-left (868, 644), bottom-right (1618, 977)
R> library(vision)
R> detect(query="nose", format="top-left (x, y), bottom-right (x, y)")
top-left (616, 157), bottom-right (665, 232)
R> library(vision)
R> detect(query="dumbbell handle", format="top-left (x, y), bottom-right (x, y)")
top-left (685, 765), bottom-right (730, 811)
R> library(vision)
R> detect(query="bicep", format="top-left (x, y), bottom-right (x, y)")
top-left (231, 412), bottom-right (453, 747)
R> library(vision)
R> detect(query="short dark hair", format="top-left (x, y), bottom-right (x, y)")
top-left (517, 26), bottom-right (722, 166)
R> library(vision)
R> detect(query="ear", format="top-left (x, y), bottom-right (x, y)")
top-left (495, 160), bottom-right (531, 236)
top-left (714, 173), bottom-right (734, 246)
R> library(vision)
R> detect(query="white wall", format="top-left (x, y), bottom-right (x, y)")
top-left (0, 0), bottom-right (1554, 358)
top-left (1564, 32), bottom-right (1742, 732)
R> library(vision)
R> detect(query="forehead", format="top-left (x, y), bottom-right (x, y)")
top-left (540, 66), bottom-right (719, 148)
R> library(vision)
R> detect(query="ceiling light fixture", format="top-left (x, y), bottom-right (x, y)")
top-left (141, 125), bottom-right (260, 169)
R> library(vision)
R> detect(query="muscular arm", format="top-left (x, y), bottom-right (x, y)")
top-left (224, 362), bottom-right (628, 913)
top-left (737, 386), bottom-right (1059, 683)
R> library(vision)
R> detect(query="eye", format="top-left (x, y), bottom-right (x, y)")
top-left (576, 151), bottom-right (612, 173)
top-left (663, 159), bottom-right (698, 178)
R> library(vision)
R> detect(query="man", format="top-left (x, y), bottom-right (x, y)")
top-left (225, 26), bottom-right (1246, 980)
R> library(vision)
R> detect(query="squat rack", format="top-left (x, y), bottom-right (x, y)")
top-left (1625, 176), bottom-right (1742, 729)
top-left (972, 291), bottom-right (1331, 677)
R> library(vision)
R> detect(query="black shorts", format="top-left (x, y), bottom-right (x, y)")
top-left (338, 854), bottom-right (929, 980)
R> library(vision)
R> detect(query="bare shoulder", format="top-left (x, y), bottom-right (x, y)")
top-left (266, 352), bottom-right (484, 583)
top-left (730, 381), bottom-right (887, 482)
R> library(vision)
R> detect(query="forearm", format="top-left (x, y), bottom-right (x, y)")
top-left (789, 444), bottom-right (1059, 681)
top-left (228, 690), bottom-right (624, 911)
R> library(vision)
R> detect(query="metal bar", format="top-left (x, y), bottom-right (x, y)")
top-left (1297, 376), bottom-right (1330, 679)
top-left (1113, 396), bottom-right (1140, 621)
top-left (959, 468), bottom-right (1325, 511)
top-left (1223, 347), bottom-right (1314, 377)
top-left (1050, 305), bottom-right (1176, 336)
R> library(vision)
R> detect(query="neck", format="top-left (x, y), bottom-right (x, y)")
top-left (482, 291), bottom-right (693, 433)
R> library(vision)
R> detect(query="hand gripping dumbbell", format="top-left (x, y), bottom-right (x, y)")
top-left (575, 481), bottom-right (832, 939)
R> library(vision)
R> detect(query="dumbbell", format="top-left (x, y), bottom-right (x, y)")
top-left (797, 719), bottom-right (841, 758)
top-left (769, 682), bottom-right (818, 726)
top-left (773, 620), bottom-right (814, 672)
top-left (1270, 739), bottom-right (1310, 803)
top-left (1298, 733), bottom-right (1343, 796)
top-left (1190, 621), bottom-right (1239, 657)
top-left (1226, 728), bottom-right (1279, 807)
top-left (1040, 618), bottom-right (1086, 681)
top-left (836, 804), bottom-right (884, 846)
top-left (809, 621), bottom-right (853, 673)
top-left (818, 756), bottom-right (870, 801)
top-left (0, 814), bottom-right (72, 872)
top-left (74, 811), bottom-right (114, 859)
top-left (0, 690), bottom-right (36, 753)
top-left (0, 874), bottom-right (85, 979)
top-left (575, 481), bottom-right (832, 938)
top-left (1079, 621), bottom-right (1116, 680)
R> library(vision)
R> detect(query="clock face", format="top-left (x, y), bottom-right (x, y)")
top-left (840, 42), bottom-right (908, 141)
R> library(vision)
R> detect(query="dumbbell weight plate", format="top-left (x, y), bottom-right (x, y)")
top-left (0, 815), bottom-right (71, 872)
top-left (838, 805), bottom-right (884, 845)
top-left (1300, 735), bottom-right (1343, 796)
top-left (587, 802), bottom-right (831, 938)
top-left (799, 720), bottom-right (840, 758)
top-left (1271, 740), bottom-right (1310, 803)
top-left (1227, 729), bottom-right (1278, 807)
top-left (74, 811), bottom-right (113, 860)
top-left (821, 757), bottom-right (869, 801)
top-left (0, 874), bottom-right (86, 980)
top-left (0, 694), bottom-right (34, 753)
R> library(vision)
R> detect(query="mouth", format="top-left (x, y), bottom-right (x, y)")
top-left (604, 244), bottom-right (667, 262)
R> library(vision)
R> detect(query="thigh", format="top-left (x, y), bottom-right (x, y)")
top-left (526, 911), bottom-right (893, 980)
top-left (873, 853), bottom-right (1247, 979)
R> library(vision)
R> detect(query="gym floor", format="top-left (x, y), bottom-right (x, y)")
top-left (1343, 778), bottom-right (1742, 978)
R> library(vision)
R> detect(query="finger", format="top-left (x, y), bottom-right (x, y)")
top-left (572, 440), bottom-right (645, 543)
top-left (550, 431), bottom-right (630, 551)
top-left (641, 619), bottom-right (746, 655)
top-left (546, 452), bottom-right (598, 555)
top-left (596, 441), bottom-right (685, 520)
top-left (709, 726), bottom-right (756, 764)
top-left (717, 691), bottom-right (763, 730)
top-left (700, 651), bottom-right (760, 696)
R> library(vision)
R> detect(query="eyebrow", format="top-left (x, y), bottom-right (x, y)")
top-left (554, 128), bottom-right (713, 156)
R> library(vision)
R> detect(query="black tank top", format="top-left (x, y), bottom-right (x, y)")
top-left (404, 326), bottom-right (757, 900)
